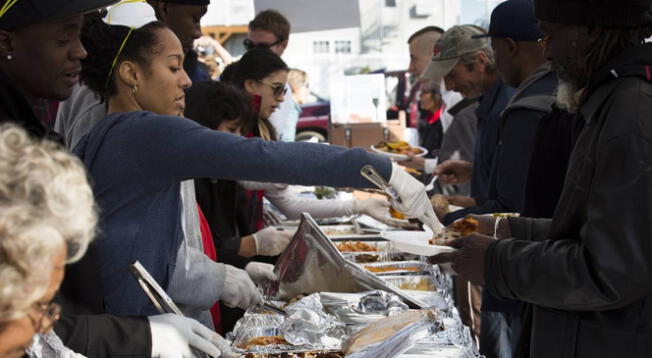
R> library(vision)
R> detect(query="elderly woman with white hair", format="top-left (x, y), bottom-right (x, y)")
top-left (0, 123), bottom-right (96, 358)
top-left (0, 124), bottom-right (233, 358)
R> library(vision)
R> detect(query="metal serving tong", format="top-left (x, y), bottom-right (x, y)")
top-left (360, 165), bottom-right (442, 234)
top-left (360, 165), bottom-right (401, 201)
top-left (261, 300), bottom-right (288, 316)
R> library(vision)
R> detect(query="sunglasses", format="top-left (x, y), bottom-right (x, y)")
top-left (243, 37), bottom-right (286, 51)
top-left (257, 80), bottom-right (287, 98)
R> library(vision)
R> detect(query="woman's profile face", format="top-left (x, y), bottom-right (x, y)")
top-left (0, 246), bottom-right (65, 358)
top-left (245, 70), bottom-right (288, 120)
top-left (419, 91), bottom-right (442, 112)
top-left (133, 28), bottom-right (192, 117)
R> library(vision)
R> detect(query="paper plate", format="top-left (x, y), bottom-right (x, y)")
top-left (383, 230), bottom-right (456, 256)
top-left (370, 145), bottom-right (428, 161)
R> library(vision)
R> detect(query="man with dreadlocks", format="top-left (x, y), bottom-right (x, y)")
top-left (431, 0), bottom-right (652, 357)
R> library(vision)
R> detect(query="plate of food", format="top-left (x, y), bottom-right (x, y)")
top-left (429, 217), bottom-right (479, 246)
top-left (383, 217), bottom-right (480, 256)
top-left (382, 230), bottom-right (455, 256)
top-left (371, 141), bottom-right (428, 160)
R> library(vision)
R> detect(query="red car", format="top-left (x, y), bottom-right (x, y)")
top-left (295, 70), bottom-right (411, 142)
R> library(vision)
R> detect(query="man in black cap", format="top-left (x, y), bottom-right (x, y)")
top-left (0, 2), bottom-right (227, 358)
top-left (0, 0), bottom-right (117, 136)
top-left (432, 1), bottom-right (652, 357)
top-left (427, 2), bottom-right (558, 357)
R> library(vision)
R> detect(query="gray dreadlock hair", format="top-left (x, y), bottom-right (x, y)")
top-left (584, 26), bottom-right (652, 89)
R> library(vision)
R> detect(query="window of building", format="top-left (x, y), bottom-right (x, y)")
top-left (334, 40), bottom-right (352, 54)
top-left (385, 0), bottom-right (397, 6)
top-left (313, 40), bottom-right (330, 53)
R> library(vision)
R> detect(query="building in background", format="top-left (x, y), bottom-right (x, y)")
top-left (202, 0), bottom-right (505, 98)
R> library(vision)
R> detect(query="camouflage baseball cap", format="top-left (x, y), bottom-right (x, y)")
top-left (421, 25), bottom-right (489, 80)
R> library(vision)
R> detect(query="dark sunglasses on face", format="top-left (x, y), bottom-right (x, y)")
top-left (258, 80), bottom-right (287, 98)
top-left (243, 37), bottom-right (286, 51)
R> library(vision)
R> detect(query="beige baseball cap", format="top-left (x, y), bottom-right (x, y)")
top-left (421, 25), bottom-right (490, 80)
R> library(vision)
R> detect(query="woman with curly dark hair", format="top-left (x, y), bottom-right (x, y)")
top-left (71, 1), bottom-right (432, 321)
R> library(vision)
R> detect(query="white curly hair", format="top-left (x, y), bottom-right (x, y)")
top-left (0, 124), bottom-right (97, 322)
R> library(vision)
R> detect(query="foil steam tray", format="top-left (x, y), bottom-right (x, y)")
top-left (381, 275), bottom-right (448, 311)
top-left (399, 344), bottom-right (480, 358)
top-left (319, 291), bottom-right (409, 326)
top-left (232, 314), bottom-right (286, 338)
top-left (331, 238), bottom-right (392, 252)
top-left (240, 352), bottom-right (343, 358)
top-left (268, 213), bottom-right (429, 309)
top-left (382, 275), bottom-right (438, 292)
top-left (360, 261), bottom-right (431, 276)
top-left (344, 310), bottom-right (445, 358)
top-left (232, 328), bottom-right (292, 352)
top-left (340, 252), bottom-right (389, 264)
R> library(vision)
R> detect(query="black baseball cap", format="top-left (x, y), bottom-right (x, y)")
top-left (0, 0), bottom-right (119, 30)
top-left (473, 0), bottom-right (543, 42)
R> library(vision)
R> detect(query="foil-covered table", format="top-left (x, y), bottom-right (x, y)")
top-left (232, 213), bottom-right (481, 358)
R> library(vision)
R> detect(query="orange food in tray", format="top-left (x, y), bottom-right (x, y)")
top-left (335, 241), bottom-right (379, 252)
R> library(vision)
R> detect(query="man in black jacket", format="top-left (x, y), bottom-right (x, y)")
top-left (432, 1), bottom-right (652, 357)
top-left (0, 1), bottom-right (225, 357)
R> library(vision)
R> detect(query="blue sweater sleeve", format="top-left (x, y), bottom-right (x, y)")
top-left (106, 112), bottom-right (392, 188)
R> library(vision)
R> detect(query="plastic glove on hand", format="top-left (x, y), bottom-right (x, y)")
top-left (387, 163), bottom-right (443, 233)
top-left (253, 227), bottom-right (293, 256)
top-left (221, 265), bottom-right (263, 309)
top-left (353, 197), bottom-right (408, 227)
top-left (245, 262), bottom-right (278, 284)
top-left (148, 313), bottom-right (222, 358)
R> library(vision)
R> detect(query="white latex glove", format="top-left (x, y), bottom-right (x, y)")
top-left (351, 197), bottom-right (406, 227)
top-left (221, 265), bottom-right (264, 309)
top-left (245, 262), bottom-right (278, 284)
top-left (148, 313), bottom-right (234, 358)
top-left (253, 227), bottom-right (293, 256)
top-left (387, 162), bottom-right (443, 233)
top-left (239, 180), bottom-right (288, 191)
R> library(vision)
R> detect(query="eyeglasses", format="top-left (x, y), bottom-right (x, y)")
top-left (28, 302), bottom-right (61, 333)
top-left (257, 80), bottom-right (287, 98)
top-left (537, 35), bottom-right (549, 48)
top-left (243, 37), bottom-right (286, 51)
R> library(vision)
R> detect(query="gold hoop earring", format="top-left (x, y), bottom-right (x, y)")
top-left (131, 85), bottom-right (138, 96)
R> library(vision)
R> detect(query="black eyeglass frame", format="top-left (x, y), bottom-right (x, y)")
top-left (243, 37), bottom-right (287, 51)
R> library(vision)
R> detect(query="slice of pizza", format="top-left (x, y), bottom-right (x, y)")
top-left (429, 217), bottom-right (479, 246)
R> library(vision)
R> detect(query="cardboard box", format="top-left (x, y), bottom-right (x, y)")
top-left (328, 111), bottom-right (407, 150)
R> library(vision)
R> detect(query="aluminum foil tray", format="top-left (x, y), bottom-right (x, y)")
top-left (268, 214), bottom-right (430, 308)
top-left (382, 275), bottom-right (438, 291)
top-left (361, 261), bottom-right (431, 276)
top-left (233, 328), bottom-right (292, 352)
top-left (240, 352), bottom-right (343, 358)
top-left (319, 291), bottom-right (410, 326)
top-left (381, 275), bottom-right (449, 310)
top-left (332, 239), bottom-right (391, 253)
top-left (387, 252), bottom-right (421, 262)
top-left (399, 344), bottom-right (480, 358)
top-left (232, 314), bottom-right (286, 338)
top-left (340, 252), bottom-right (389, 264)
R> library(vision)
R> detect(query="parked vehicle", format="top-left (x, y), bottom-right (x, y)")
top-left (294, 70), bottom-right (412, 142)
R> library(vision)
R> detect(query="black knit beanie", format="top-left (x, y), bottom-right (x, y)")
top-left (162, 0), bottom-right (210, 4)
top-left (534, 0), bottom-right (652, 27)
